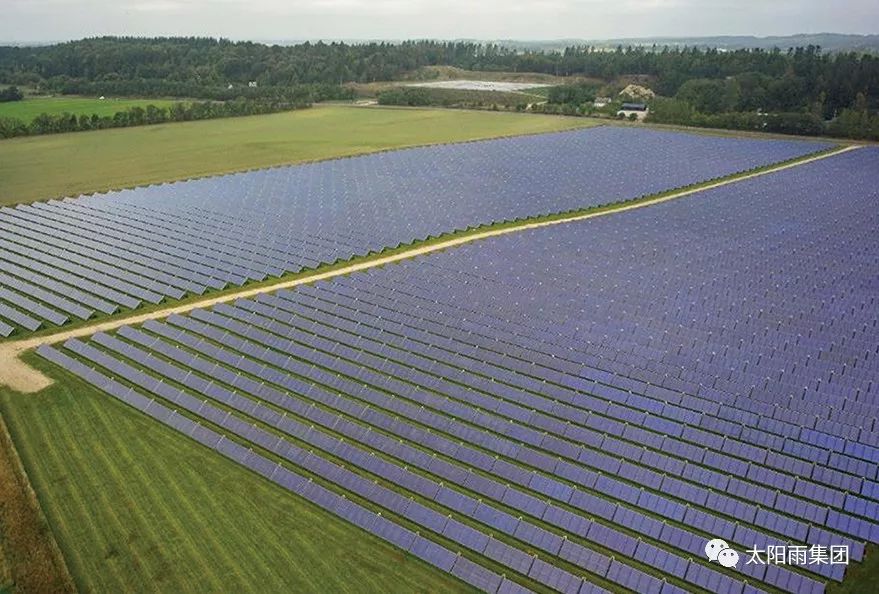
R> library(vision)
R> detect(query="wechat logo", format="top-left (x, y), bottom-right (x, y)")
top-left (705, 538), bottom-right (740, 568)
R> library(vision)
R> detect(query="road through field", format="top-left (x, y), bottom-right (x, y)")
top-left (0, 143), bottom-right (860, 393)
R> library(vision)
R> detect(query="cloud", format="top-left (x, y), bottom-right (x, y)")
top-left (1, 0), bottom-right (877, 42)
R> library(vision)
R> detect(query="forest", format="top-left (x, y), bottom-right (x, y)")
top-left (1, 37), bottom-right (877, 139)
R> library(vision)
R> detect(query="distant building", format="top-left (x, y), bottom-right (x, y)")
top-left (593, 97), bottom-right (612, 107)
top-left (617, 103), bottom-right (649, 120)
top-left (248, 81), bottom-right (258, 88)
top-left (618, 84), bottom-right (655, 101)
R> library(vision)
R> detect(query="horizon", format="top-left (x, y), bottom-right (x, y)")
top-left (2, 0), bottom-right (877, 44)
top-left (2, 31), bottom-right (878, 47)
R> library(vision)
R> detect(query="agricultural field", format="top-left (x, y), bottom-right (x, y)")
top-left (13, 146), bottom-right (878, 593)
top-left (0, 124), bottom-right (828, 337)
top-left (0, 96), bottom-right (178, 123)
top-left (0, 105), bottom-right (598, 205)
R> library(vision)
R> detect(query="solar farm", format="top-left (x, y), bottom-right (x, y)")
top-left (0, 127), bottom-right (830, 337)
top-left (1, 120), bottom-right (877, 594)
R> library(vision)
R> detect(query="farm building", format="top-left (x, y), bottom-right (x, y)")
top-left (617, 102), bottom-right (649, 120)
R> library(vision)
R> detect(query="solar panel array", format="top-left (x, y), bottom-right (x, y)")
top-left (0, 127), bottom-right (829, 337)
top-left (37, 147), bottom-right (878, 593)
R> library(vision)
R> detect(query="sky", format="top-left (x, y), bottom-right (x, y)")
top-left (2, 0), bottom-right (877, 43)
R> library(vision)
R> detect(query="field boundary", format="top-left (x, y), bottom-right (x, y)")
top-left (360, 103), bottom-right (879, 146)
top-left (0, 412), bottom-right (76, 593)
top-left (0, 143), bottom-right (859, 393)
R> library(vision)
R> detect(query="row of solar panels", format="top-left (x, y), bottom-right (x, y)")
top-left (36, 345), bottom-right (534, 594)
top-left (366, 171), bottom-right (877, 434)
top-left (296, 273), bottom-right (877, 500)
top-left (386, 149), bottom-right (879, 443)
top-left (239, 289), bottom-right (875, 504)
top-left (181, 300), bottom-right (874, 549)
top-left (37, 306), bottom-right (846, 594)
top-left (0, 127), bottom-right (829, 337)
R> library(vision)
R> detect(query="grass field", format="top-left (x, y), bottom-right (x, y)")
top-left (0, 105), bottom-right (596, 205)
top-left (0, 97), bottom-right (179, 123)
top-left (0, 354), bottom-right (472, 593)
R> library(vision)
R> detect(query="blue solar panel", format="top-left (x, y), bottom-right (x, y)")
top-left (527, 557), bottom-right (583, 594)
top-left (0, 301), bottom-right (41, 331)
top-left (3, 127), bottom-right (827, 334)
top-left (449, 555), bottom-right (503, 594)
top-left (442, 518), bottom-right (489, 554)
top-left (0, 281), bottom-right (68, 326)
top-left (408, 535), bottom-right (456, 572)
top-left (0, 273), bottom-right (92, 320)
top-left (0, 319), bottom-right (13, 337)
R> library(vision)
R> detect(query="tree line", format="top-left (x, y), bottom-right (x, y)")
top-left (0, 98), bottom-right (310, 139)
top-left (377, 86), bottom-right (533, 110)
top-left (0, 85), bottom-right (23, 102)
top-left (2, 39), bottom-right (876, 113)
top-left (1, 38), bottom-right (877, 139)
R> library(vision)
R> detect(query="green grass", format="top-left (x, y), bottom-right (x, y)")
top-left (0, 354), bottom-right (472, 594)
top-left (827, 545), bottom-right (879, 594)
top-left (0, 96), bottom-right (179, 124)
top-left (0, 105), bottom-right (597, 205)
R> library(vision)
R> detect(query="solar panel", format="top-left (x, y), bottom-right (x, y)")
top-left (0, 319), bottom-right (13, 337)
top-left (0, 286), bottom-right (68, 326)
top-left (527, 557), bottom-right (583, 594)
top-left (441, 518), bottom-right (489, 554)
top-left (408, 535), bottom-right (456, 572)
top-left (449, 556), bottom-right (504, 593)
top-left (472, 503), bottom-right (520, 535)
top-left (0, 301), bottom-right (41, 331)
top-left (0, 273), bottom-right (92, 320)
top-left (496, 577), bottom-right (533, 594)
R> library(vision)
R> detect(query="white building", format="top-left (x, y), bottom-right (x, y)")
top-left (617, 102), bottom-right (649, 120)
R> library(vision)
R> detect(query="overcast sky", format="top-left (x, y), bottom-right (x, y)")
top-left (2, 0), bottom-right (877, 43)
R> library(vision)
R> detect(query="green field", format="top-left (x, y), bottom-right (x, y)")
top-left (0, 105), bottom-right (596, 205)
top-left (0, 355), bottom-right (472, 593)
top-left (0, 96), bottom-right (178, 123)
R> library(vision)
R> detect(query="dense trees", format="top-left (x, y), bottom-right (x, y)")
top-left (377, 87), bottom-right (533, 110)
top-left (546, 83), bottom-right (600, 106)
top-left (0, 99), bottom-right (309, 139)
top-left (1, 39), bottom-right (876, 115)
top-left (1, 38), bottom-right (877, 139)
top-left (0, 85), bottom-right (23, 102)
top-left (376, 87), bottom-right (432, 106)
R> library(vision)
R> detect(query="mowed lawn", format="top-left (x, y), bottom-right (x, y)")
top-left (0, 355), bottom-right (472, 593)
top-left (0, 96), bottom-right (178, 123)
top-left (0, 105), bottom-right (597, 204)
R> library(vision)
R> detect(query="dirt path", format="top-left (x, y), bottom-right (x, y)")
top-left (0, 144), bottom-right (860, 393)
